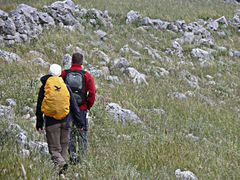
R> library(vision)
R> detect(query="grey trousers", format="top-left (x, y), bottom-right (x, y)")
top-left (68, 126), bottom-right (88, 162)
top-left (46, 122), bottom-right (69, 167)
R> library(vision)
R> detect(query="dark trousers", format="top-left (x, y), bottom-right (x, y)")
top-left (46, 122), bottom-right (69, 167)
top-left (68, 110), bottom-right (88, 162)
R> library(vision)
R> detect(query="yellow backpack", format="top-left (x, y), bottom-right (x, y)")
top-left (41, 76), bottom-right (70, 120)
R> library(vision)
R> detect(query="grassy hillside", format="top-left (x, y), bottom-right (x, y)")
top-left (0, 0), bottom-right (240, 179)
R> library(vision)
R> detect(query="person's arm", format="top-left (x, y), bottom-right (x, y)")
top-left (85, 73), bottom-right (96, 110)
top-left (35, 85), bottom-right (44, 131)
top-left (68, 86), bottom-right (84, 128)
top-left (60, 70), bottom-right (66, 79)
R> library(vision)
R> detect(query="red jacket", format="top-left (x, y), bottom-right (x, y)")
top-left (61, 64), bottom-right (96, 110)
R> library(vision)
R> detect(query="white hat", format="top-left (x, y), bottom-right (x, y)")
top-left (49, 64), bottom-right (62, 76)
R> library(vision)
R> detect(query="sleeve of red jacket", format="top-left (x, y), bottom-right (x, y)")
top-left (85, 72), bottom-right (96, 110)
top-left (61, 70), bottom-right (66, 79)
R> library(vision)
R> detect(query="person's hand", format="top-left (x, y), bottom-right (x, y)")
top-left (79, 127), bottom-right (84, 133)
top-left (37, 128), bottom-right (44, 134)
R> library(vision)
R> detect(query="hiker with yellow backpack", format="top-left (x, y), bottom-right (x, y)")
top-left (35, 64), bottom-right (83, 175)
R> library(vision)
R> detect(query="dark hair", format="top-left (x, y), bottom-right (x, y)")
top-left (72, 53), bottom-right (83, 65)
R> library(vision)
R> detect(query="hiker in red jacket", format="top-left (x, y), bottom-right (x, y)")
top-left (61, 52), bottom-right (96, 163)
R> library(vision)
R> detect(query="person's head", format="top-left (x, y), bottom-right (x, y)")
top-left (72, 52), bottom-right (83, 65)
top-left (49, 64), bottom-right (62, 76)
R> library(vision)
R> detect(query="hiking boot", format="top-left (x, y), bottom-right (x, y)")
top-left (59, 163), bottom-right (68, 176)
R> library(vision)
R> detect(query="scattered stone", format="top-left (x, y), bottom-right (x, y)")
top-left (0, 10), bottom-right (8, 20)
top-left (175, 169), bottom-right (198, 180)
top-left (92, 49), bottom-right (110, 65)
top-left (180, 70), bottom-right (199, 89)
top-left (6, 98), bottom-right (16, 107)
top-left (95, 29), bottom-right (107, 40)
top-left (86, 8), bottom-right (113, 27)
top-left (29, 141), bottom-right (48, 154)
top-left (148, 108), bottom-right (166, 116)
top-left (22, 106), bottom-right (35, 117)
top-left (62, 54), bottom-right (72, 70)
top-left (8, 123), bottom-right (25, 133)
top-left (117, 134), bottom-right (131, 141)
top-left (144, 46), bottom-right (161, 60)
top-left (100, 66), bottom-right (110, 77)
top-left (207, 19), bottom-right (219, 31)
top-left (215, 16), bottom-right (228, 27)
top-left (124, 67), bottom-right (148, 85)
top-left (191, 48), bottom-right (212, 61)
top-left (38, 12), bottom-right (55, 27)
top-left (0, 105), bottom-right (15, 120)
top-left (111, 57), bottom-right (130, 70)
top-left (30, 116), bottom-right (37, 122)
top-left (168, 92), bottom-right (188, 100)
top-left (16, 132), bottom-right (28, 146)
top-left (177, 32), bottom-right (195, 44)
top-left (0, 50), bottom-right (21, 63)
top-left (22, 114), bottom-right (31, 120)
top-left (105, 75), bottom-right (122, 84)
top-left (106, 103), bottom-right (141, 124)
top-left (27, 50), bottom-right (45, 58)
top-left (32, 58), bottom-right (49, 67)
top-left (206, 80), bottom-right (216, 86)
top-left (153, 67), bottom-right (169, 78)
top-left (198, 94), bottom-right (215, 106)
top-left (120, 44), bottom-right (141, 58)
top-left (88, 67), bottom-right (102, 78)
top-left (216, 46), bottom-right (227, 53)
top-left (229, 49), bottom-right (240, 58)
top-left (20, 149), bottom-right (30, 158)
top-left (126, 10), bottom-right (141, 24)
top-left (186, 133), bottom-right (200, 142)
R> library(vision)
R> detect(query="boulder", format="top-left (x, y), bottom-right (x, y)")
top-left (175, 169), bottom-right (198, 180)
top-left (63, 54), bottom-right (72, 69)
top-left (229, 49), bottom-right (240, 58)
top-left (207, 20), bottom-right (219, 31)
top-left (1, 18), bottom-right (16, 35)
top-left (105, 75), bottom-right (122, 84)
top-left (180, 70), bottom-right (199, 89)
top-left (124, 67), bottom-right (148, 85)
top-left (144, 46), bottom-right (161, 60)
top-left (45, 0), bottom-right (78, 25)
top-left (22, 106), bottom-right (35, 117)
top-left (106, 103), bottom-right (141, 124)
top-left (32, 58), bottom-right (49, 67)
top-left (191, 48), bottom-right (212, 61)
top-left (95, 29), bottom-right (107, 40)
top-left (29, 141), bottom-right (48, 154)
top-left (126, 10), bottom-right (141, 24)
top-left (38, 12), bottom-right (55, 26)
top-left (6, 98), bottom-right (16, 107)
top-left (152, 67), bottom-right (169, 78)
top-left (111, 57), bottom-right (130, 70)
top-left (86, 9), bottom-right (113, 27)
top-left (16, 132), bottom-right (28, 146)
top-left (0, 105), bottom-right (15, 120)
top-left (0, 10), bottom-right (8, 20)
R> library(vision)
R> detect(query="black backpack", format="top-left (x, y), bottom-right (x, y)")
top-left (64, 70), bottom-right (86, 105)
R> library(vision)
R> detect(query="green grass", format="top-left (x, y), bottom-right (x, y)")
top-left (0, 0), bottom-right (240, 179)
